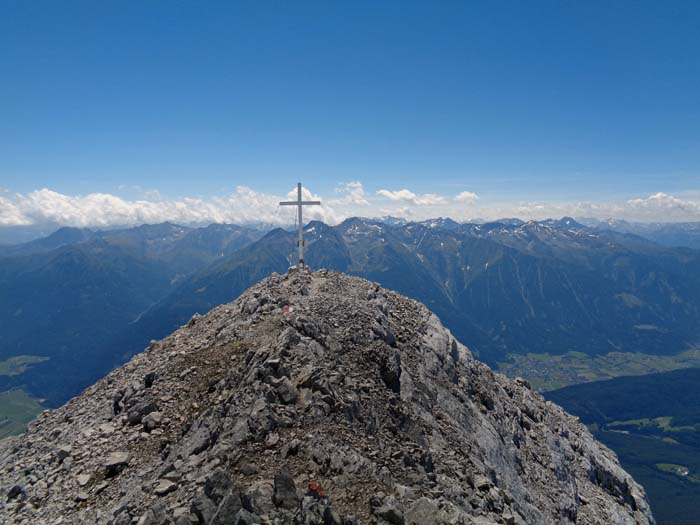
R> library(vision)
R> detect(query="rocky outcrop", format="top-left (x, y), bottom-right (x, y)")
top-left (0, 269), bottom-right (654, 524)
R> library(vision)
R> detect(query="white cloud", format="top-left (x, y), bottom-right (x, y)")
top-left (1, 185), bottom-right (699, 228)
top-left (143, 189), bottom-right (162, 201)
top-left (327, 181), bottom-right (369, 206)
top-left (0, 186), bottom-right (340, 228)
top-left (454, 191), bottom-right (479, 203)
top-left (0, 194), bottom-right (30, 226)
top-left (376, 189), bottom-right (448, 206)
top-left (626, 192), bottom-right (700, 216)
top-left (371, 191), bottom-right (700, 223)
top-left (378, 206), bottom-right (413, 218)
top-left (494, 193), bottom-right (700, 222)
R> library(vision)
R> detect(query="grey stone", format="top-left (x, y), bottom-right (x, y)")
top-left (272, 469), bottom-right (299, 509)
top-left (239, 462), bottom-right (258, 476)
top-left (127, 401), bottom-right (159, 425)
top-left (136, 502), bottom-right (168, 525)
top-left (380, 349), bottom-right (401, 393)
top-left (55, 445), bottom-right (72, 463)
top-left (204, 469), bottom-right (232, 503)
top-left (276, 378), bottom-right (298, 404)
top-left (7, 484), bottom-right (24, 501)
top-left (77, 474), bottom-right (90, 486)
top-left (143, 411), bottom-right (163, 432)
top-left (280, 438), bottom-right (301, 458)
top-left (242, 480), bottom-right (274, 515)
top-left (191, 491), bottom-right (217, 524)
top-left (144, 371), bottom-right (157, 388)
top-left (185, 423), bottom-right (212, 456)
top-left (231, 418), bottom-right (251, 444)
top-left (473, 475), bottom-right (491, 491)
top-left (375, 497), bottom-right (404, 525)
top-left (405, 498), bottom-right (439, 525)
top-left (103, 452), bottom-right (129, 475)
top-left (323, 506), bottom-right (342, 525)
top-left (234, 508), bottom-right (261, 525)
top-left (153, 479), bottom-right (177, 496)
top-left (211, 489), bottom-right (243, 524)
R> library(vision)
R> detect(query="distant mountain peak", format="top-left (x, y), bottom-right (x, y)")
top-left (374, 215), bottom-right (408, 226)
top-left (538, 217), bottom-right (586, 229)
top-left (339, 217), bottom-right (386, 235)
top-left (417, 217), bottom-right (461, 230)
top-left (303, 219), bottom-right (334, 233)
top-left (493, 218), bottom-right (526, 226)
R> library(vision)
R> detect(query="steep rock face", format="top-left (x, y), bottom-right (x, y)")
top-left (0, 269), bottom-right (653, 524)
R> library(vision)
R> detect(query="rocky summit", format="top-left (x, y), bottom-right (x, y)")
top-left (0, 269), bottom-right (653, 525)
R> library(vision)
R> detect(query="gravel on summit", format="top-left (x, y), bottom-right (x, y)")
top-left (0, 269), bottom-right (653, 524)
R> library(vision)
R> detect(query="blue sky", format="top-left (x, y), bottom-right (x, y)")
top-left (1, 1), bottom-right (699, 225)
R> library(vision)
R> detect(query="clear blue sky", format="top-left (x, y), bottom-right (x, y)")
top-left (1, 1), bottom-right (699, 204)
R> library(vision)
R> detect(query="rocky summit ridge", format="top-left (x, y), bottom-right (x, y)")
top-left (0, 269), bottom-right (653, 525)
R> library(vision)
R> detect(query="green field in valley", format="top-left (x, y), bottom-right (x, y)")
top-left (497, 347), bottom-right (700, 391)
top-left (0, 389), bottom-right (44, 439)
top-left (596, 431), bottom-right (700, 525)
top-left (0, 355), bottom-right (49, 376)
top-left (0, 355), bottom-right (50, 439)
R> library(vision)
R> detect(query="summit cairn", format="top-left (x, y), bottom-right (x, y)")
top-left (0, 270), bottom-right (653, 524)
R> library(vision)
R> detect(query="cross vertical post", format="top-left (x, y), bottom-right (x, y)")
top-left (279, 182), bottom-right (321, 268)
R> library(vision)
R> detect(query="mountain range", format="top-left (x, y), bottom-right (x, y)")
top-left (2, 217), bottom-right (700, 408)
top-left (121, 217), bottom-right (700, 370)
top-left (580, 218), bottom-right (700, 250)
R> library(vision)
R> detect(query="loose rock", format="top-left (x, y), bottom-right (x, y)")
top-left (0, 269), bottom-right (654, 525)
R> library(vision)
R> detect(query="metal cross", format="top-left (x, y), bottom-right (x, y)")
top-left (279, 182), bottom-right (321, 268)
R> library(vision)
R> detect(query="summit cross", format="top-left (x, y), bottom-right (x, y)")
top-left (279, 182), bottom-right (321, 268)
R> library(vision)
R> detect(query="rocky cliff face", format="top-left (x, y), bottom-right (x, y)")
top-left (0, 269), bottom-right (653, 525)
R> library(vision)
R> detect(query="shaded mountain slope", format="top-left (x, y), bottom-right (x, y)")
top-left (0, 227), bottom-right (97, 257)
top-left (0, 223), bottom-right (262, 406)
top-left (546, 368), bottom-right (700, 427)
top-left (0, 240), bottom-right (172, 403)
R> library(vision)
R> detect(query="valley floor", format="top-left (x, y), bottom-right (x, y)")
top-left (0, 389), bottom-right (44, 439)
top-left (544, 367), bottom-right (700, 525)
top-left (497, 347), bottom-right (700, 391)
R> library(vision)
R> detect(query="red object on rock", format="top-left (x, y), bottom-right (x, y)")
top-left (308, 480), bottom-right (327, 498)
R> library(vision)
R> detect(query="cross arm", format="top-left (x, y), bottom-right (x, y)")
top-left (279, 201), bottom-right (321, 206)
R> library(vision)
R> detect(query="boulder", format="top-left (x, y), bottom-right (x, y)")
top-left (143, 411), bottom-right (163, 432)
top-left (55, 445), bottom-right (72, 463)
top-left (104, 452), bottom-right (130, 476)
top-left (272, 469), bottom-right (299, 509)
top-left (374, 496), bottom-right (404, 525)
top-left (127, 401), bottom-right (159, 425)
top-left (153, 479), bottom-right (177, 496)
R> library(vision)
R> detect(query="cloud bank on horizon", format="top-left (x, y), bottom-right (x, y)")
top-left (0, 183), bottom-right (699, 228)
